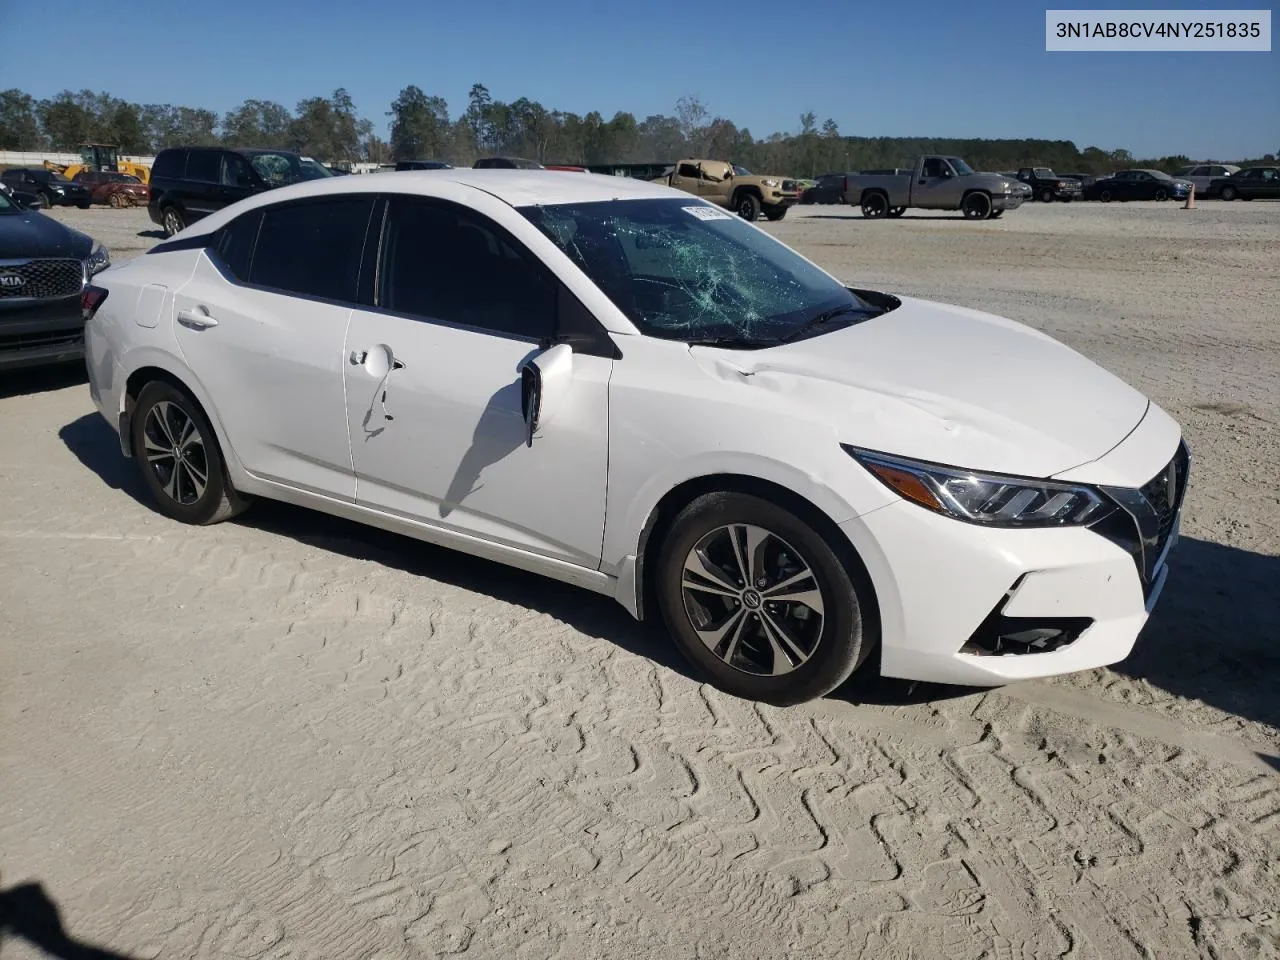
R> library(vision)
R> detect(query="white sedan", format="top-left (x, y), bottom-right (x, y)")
top-left (82, 170), bottom-right (1188, 705)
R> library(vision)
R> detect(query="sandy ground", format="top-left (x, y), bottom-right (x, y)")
top-left (1, 199), bottom-right (1277, 959)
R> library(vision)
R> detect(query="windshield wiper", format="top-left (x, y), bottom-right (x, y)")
top-left (777, 304), bottom-right (869, 344)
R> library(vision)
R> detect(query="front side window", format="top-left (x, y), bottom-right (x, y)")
top-left (222, 153), bottom-right (255, 188)
top-left (378, 197), bottom-right (556, 340)
top-left (521, 197), bottom-right (888, 345)
top-left (922, 158), bottom-right (949, 178)
top-left (677, 163), bottom-right (700, 179)
top-left (249, 198), bottom-right (373, 302)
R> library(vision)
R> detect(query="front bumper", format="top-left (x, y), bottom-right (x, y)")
top-left (48, 190), bottom-right (92, 206)
top-left (843, 426), bottom-right (1185, 686)
top-left (993, 193), bottom-right (1026, 210)
top-left (0, 296), bottom-right (86, 370)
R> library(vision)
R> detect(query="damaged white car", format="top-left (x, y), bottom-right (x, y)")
top-left (83, 171), bottom-right (1188, 705)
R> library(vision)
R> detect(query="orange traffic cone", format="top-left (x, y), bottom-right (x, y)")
top-left (1183, 184), bottom-right (1195, 209)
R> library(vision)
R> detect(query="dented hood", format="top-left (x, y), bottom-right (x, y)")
top-left (703, 295), bottom-right (1150, 478)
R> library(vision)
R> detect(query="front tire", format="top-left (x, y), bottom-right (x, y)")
top-left (734, 192), bottom-right (761, 221)
top-left (887, 206), bottom-right (906, 218)
top-left (1220, 184), bottom-right (1237, 201)
top-left (1099, 189), bottom-right (1113, 203)
top-left (1039, 188), bottom-right (1054, 203)
top-left (130, 381), bottom-right (249, 525)
top-left (656, 492), bottom-right (873, 706)
top-left (108, 193), bottom-right (124, 208)
top-left (1153, 188), bottom-right (1169, 201)
top-left (962, 191), bottom-right (992, 220)
top-left (764, 206), bottom-right (787, 221)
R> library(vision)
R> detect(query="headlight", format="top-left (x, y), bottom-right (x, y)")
top-left (761, 178), bottom-right (779, 187)
top-left (844, 447), bottom-right (1114, 528)
top-left (85, 243), bottom-right (110, 277)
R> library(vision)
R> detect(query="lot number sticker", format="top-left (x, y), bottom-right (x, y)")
top-left (683, 205), bottom-right (734, 221)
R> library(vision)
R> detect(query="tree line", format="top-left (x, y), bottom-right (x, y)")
top-left (1, 85), bottom-right (1273, 176)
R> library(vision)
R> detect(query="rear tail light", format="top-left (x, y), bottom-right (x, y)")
top-left (82, 284), bottom-right (108, 321)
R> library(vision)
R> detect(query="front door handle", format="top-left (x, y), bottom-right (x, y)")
top-left (177, 309), bottom-right (217, 329)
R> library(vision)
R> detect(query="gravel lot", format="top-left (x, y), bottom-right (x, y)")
top-left (2, 199), bottom-right (1277, 959)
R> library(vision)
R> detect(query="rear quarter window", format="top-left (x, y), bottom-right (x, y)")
top-left (214, 211), bottom-right (263, 281)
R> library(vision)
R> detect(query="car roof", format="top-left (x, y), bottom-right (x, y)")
top-left (229, 168), bottom-right (678, 209)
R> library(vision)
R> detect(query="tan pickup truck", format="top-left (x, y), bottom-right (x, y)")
top-left (651, 159), bottom-right (799, 221)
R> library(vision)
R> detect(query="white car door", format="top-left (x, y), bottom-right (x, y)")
top-left (170, 195), bottom-right (377, 498)
top-left (342, 194), bottom-right (613, 569)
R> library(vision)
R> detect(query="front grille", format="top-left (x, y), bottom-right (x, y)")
top-left (1093, 441), bottom-right (1190, 593)
top-left (0, 259), bottom-right (84, 300)
top-left (1142, 442), bottom-right (1189, 559)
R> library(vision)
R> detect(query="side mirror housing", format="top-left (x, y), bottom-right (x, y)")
top-left (520, 343), bottom-right (574, 447)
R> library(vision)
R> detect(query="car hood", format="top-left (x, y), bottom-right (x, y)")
top-left (696, 295), bottom-right (1150, 478)
top-left (0, 210), bottom-right (94, 260)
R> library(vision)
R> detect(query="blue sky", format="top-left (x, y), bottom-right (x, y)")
top-left (2, 0), bottom-right (1276, 159)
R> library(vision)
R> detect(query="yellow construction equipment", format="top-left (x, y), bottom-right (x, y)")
top-left (45, 144), bottom-right (150, 184)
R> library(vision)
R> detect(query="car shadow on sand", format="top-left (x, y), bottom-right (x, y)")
top-left (136, 229), bottom-right (166, 240)
top-left (57, 413), bottom-right (1280, 727)
top-left (0, 362), bottom-right (87, 400)
top-left (0, 880), bottom-right (137, 959)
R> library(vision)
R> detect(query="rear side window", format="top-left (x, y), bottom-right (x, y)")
top-left (378, 196), bottom-right (556, 340)
top-left (151, 149), bottom-right (186, 179)
top-left (186, 150), bottom-right (221, 183)
top-left (214, 211), bottom-right (262, 280)
top-left (249, 197), bottom-right (373, 302)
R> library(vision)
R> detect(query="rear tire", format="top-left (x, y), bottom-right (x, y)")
top-left (656, 492), bottom-right (874, 706)
top-left (162, 205), bottom-right (185, 236)
top-left (734, 192), bottom-right (761, 221)
top-left (860, 192), bottom-right (888, 218)
top-left (130, 381), bottom-right (249, 526)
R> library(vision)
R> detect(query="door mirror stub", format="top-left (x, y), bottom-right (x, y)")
top-left (520, 342), bottom-right (574, 447)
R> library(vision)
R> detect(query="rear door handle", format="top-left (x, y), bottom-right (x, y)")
top-left (177, 309), bottom-right (218, 329)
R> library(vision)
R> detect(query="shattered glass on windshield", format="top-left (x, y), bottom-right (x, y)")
top-left (522, 198), bottom-right (882, 345)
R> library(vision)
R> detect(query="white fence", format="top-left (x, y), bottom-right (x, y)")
top-left (0, 150), bottom-right (157, 167)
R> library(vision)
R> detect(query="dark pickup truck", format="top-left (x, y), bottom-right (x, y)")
top-left (1015, 168), bottom-right (1082, 203)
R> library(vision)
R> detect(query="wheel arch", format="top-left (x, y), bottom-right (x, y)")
top-left (631, 473), bottom-right (881, 640)
top-left (731, 185), bottom-right (763, 204)
top-left (120, 359), bottom-right (241, 479)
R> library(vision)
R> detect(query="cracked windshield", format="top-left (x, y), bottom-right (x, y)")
top-left (522, 198), bottom-right (883, 344)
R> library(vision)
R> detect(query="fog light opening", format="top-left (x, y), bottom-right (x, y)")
top-left (961, 586), bottom-right (1093, 657)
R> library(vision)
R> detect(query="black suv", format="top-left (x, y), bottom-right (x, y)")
top-left (0, 168), bottom-right (93, 209)
top-left (147, 146), bottom-right (333, 236)
top-left (1014, 167), bottom-right (1082, 203)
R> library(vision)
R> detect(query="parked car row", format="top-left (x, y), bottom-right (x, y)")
top-left (802, 161), bottom-right (1279, 207)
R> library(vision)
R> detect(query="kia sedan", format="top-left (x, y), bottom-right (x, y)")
top-left (82, 171), bottom-right (1187, 705)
